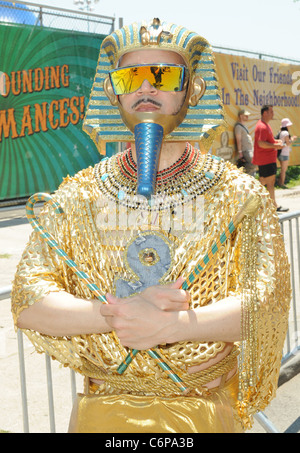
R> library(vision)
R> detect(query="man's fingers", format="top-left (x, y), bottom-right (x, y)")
top-left (101, 295), bottom-right (121, 316)
top-left (170, 276), bottom-right (185, 289)
top-left (100, 303), bottom-right (114, 316)
top-left (105, 293), bottom-right (119, 304)
top-left (168, 278), bottom-right (191, 305)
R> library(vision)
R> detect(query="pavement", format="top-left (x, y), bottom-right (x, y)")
top-left (0, 186), bottom-right (299, 433)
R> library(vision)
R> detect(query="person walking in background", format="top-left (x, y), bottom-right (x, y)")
top-left (234, 109), bottom-right (256, 176)
top-left (252, 105), bottom-right (289, 212)
top-left (277, 118), bottom-right (297, 188)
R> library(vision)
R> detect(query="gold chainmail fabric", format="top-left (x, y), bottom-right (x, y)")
top-left (11, 146), bottom-right (291, 430)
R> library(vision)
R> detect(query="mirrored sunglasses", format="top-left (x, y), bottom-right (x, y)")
top-left (109, 64), bottom-right (188, 95)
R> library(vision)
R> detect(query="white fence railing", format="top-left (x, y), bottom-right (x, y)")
top-left (16, 330), bottom-right (78, 433)
top-left (279, 211), bottom-right (300, 363)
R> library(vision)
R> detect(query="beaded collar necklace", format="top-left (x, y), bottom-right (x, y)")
top-left (118, 144), bottom-right (199, 186)
top-left (94, 144), bottom-right (225, 211)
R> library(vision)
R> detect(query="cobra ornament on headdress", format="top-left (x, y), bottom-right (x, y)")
top-left (83, 18), bottom-right (226, 198)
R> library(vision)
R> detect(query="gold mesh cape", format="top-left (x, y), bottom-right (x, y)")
top-left (11, 148), bottom-right (291, 430)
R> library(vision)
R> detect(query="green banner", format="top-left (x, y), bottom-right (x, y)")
top-left (0, 23), bottom-right (106, 201)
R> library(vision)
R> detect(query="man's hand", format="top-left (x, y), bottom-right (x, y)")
top-left (258, 140), bottom-right (283, 150)
top-left (274, 139), bottom-right (284, 149)
top-left (100, 277), bottom-right (190, 350)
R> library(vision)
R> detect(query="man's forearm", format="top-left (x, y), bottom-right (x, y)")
top-left (174, 296), bottom-right (241, 344)
top-left (17, 291), bottom-right (111, 337)
top-left (100, 290), bottom-right (241, 349)
top-left (258, 140), bottom-right (280, 149)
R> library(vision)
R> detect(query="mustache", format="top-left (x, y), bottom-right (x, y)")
top-left (132, 98), bottom-right (162, 109)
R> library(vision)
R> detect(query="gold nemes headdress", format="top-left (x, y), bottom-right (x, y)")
top-left (83, 18), bottom-right (226, 154)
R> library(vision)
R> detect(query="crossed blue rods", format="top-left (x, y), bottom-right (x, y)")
top-left (26, 193), bottom-right (189, 394)
top-left (26, 192), bottom-right (260, 387)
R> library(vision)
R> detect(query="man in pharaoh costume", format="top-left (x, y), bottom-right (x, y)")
top-left (11, 19), bottom-right (291, 433)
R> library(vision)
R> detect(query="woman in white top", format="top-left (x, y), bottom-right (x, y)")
top-left (278, 118), bottom-right (297, 187)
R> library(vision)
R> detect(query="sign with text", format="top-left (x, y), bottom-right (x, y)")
top-left (0, 23), bottom-right (105, 201)
top-left (213, 53), bottom-right (300, 165)
top-left (1, 25), bottom-right (300, 202)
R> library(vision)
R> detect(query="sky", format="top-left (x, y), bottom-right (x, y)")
top-left (19, 0), bottom-right (300, 61)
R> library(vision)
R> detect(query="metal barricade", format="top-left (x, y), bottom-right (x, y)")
top-left (16, 329), bottom-right (77, 433)
top-left (0, 211), bottom-right (299, 433)
top-left (279, 211), bottom-right (300, 363)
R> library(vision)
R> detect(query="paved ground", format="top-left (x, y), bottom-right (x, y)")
top-left (0, 187), bottom-right (299, 433)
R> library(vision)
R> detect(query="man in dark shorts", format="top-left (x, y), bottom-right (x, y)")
top-left (252, 105), bottom-right (288, 212)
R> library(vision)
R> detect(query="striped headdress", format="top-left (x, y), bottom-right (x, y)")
top-left (83, 19), bottom-right (226, 154)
